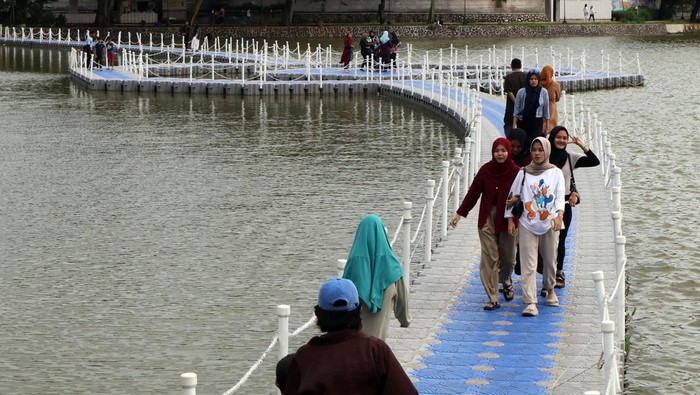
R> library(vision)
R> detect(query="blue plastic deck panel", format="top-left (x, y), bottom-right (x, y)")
top-left (411, 187), bottom-right (579, 394)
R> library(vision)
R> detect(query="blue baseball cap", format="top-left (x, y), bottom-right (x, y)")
top-left (317, 278), bottom-right (360, 312)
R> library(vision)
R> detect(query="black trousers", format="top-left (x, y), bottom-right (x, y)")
top-left (556, 201), bottom-right (574, 272)
top-left (517, 117), bottom-right (543, 148)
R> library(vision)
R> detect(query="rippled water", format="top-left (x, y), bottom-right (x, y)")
top-left (1, 34), bottom-right (697, 394)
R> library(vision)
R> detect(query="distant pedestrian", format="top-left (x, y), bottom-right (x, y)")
top-left (94, 36), bottom-right (106, 69)
top-left (583, 4), bottom-right (589, 19)
top-left (83, 31), bottom-right (95, 69)
top-left (339, 31), bottom-right (353, 69)
top-left (589, 5), bottom-right (596, 21)
top-left (503, 58), bottom-right (528, 135)
top-left (359, 31), bottom-right (371, 69)
top-left (105, 36), bottom-right (116, 68)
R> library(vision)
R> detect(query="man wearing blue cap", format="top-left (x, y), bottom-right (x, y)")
top-left (283, 278), bottom-right (417, 395)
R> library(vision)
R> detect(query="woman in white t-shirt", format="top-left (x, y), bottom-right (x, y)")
top-left (505, 137), bottom-right (565, 317)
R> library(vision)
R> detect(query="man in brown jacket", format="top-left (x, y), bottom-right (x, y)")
top-left (283, 278), bottom-right (417, 395)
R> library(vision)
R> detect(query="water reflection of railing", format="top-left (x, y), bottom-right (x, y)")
top-left (559, 90), bottom-right (627, 395)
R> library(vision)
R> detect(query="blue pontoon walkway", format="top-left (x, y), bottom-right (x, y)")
top-left (385, 97), bottom-right (618, 394)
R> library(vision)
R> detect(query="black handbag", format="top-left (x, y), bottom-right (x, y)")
top-left (568, 154), bottom-right (580, 204)
top-left (511, 168), bottom-right (526, 217)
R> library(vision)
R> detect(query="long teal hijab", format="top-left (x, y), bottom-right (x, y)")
top-left (342, 214), bottom-right (404, 314)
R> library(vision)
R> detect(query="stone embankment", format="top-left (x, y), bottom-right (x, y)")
top-left (63, 22), bottom-right (700, 40)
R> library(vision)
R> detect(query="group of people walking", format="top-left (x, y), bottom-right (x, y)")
top-left (340, 30), bottom-right (401, 69)
top-left (453, 58), bottom-right (599, 317)
top-left (82, 32), bottom-right (117, 69)
top-left (274, 58), bottom-right (600, 393)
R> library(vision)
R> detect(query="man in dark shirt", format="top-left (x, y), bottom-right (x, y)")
top-left (283, 278), bottom-right (417, 395)
top-left (503, 58), bottom-right (528, 135)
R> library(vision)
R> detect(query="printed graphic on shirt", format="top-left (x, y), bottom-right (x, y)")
top-left (525, 178), bottom-right (554, 221)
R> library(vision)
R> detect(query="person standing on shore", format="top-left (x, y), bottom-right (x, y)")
top-left (503, 58), bottom-right (528, 135)
top-left (584, 4), bottom-right (589, 20)
top-left (589, 5), bottom-right (596, 21)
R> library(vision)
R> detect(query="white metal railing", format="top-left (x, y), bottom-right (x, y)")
top-left (559, 90), bottom-right (627, 395)
top-left (2, 28), bottom-right (628, 393)
top-left (1, 26), bottom-right (643, 92)
top-left (169, 59), bottom-right (483, 395)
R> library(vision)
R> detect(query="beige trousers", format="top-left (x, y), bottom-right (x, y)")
top-left (518, 226), bottom-right (559, 304)
top-left (478, 206), bottom-right (517, 303)
top-left (360, 282), bottom-right (397, 341)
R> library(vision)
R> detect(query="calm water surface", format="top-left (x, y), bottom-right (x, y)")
top-left (0, 34), bottom-right (697, 394)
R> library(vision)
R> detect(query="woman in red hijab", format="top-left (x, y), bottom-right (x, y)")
top-left (450, 138), bottom-right (521, 310)
top-left (340, 31), bottom-right (354, 69)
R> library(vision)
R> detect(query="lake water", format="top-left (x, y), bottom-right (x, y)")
top-left (0, 34), bottom-right (697, 394)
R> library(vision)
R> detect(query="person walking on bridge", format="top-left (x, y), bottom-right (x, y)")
top-left (343, 214), bottom-right (410, 341)
top-left (546, 126), bottom-right (600, 290)
top-left (451, 138), bottom-right (521, 310)
top-left (506, 137), bottom-right (565, 317)
top-left (513, 70), bottom-right (550, 148)
top-left (503, 58), bottom-right (528, 135)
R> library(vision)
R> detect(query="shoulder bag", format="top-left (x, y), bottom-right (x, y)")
top-left (511, 168), bottom-right (526, 217)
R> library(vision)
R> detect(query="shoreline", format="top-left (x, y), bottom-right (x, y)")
top-left (24, 22), bottom-right (700, 39)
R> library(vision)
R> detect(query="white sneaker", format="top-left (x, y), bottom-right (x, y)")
top-left (546, 290), bottom-right (559, 307)
top-left (522, 304), bottom-right (539, 317)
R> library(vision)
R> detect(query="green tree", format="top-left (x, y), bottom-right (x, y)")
top-left (427, 0), bottom-right (435, 24)
top-left (690, 0), bottom-right (700, 20)
top-left (95, 0), bottom-right (111, 26)
top-left (281, 0), bottom-right (295, 25)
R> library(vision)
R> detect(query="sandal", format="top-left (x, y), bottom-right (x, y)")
top-left (555, 271), bottom-right (566, 289)
top-left (540, 288), bottom-right (547, 297)
top-left (483, 302), bottom-right (500, 311)
top-left (503, 285), bottom-right (515, 302)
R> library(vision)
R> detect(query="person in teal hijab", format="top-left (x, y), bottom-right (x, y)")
top-left (343, 214), bottom-right (410, 340)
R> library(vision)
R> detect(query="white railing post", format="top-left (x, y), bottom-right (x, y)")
top-left (277, 304), bottom-right (291, 361)
top-left (462, 136), bottom-right (470, 195)
top-left (602, 320), bottom-right (620, 394)
top-left (441, 161), bottom-right (450, 239)
top-left (181, 372), bottom-right (197, 395)
top-left (612, 211), bottom-right (622, 237)
top-left (464, 137), bottom-right (473, 186)
top-left (614, 235), bottom-right (626, 349)
top-left (425, 180), bottom-right (435, 266)
top-left (453, 148), bottom-right (463, 214)
top-left (611, 167), bottom-right (622, 212)
top-left (402, 201), bottom-right (412, 293)
top-left (592, 271), bottom-right (608, 322)
top-left (337, 259), bottom-right (347, 277)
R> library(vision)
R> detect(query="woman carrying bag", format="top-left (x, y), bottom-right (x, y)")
top-left (547, 126), bottom-right (600, 289)
top-left (450, 138), bottom-right (521, 310)
top-left (506, 137), bottom-right (565, 317)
